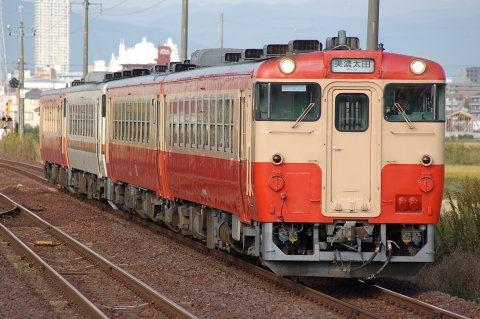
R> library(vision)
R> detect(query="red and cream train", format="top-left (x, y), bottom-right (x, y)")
top-left (40, 31), bottom-right (445, 278)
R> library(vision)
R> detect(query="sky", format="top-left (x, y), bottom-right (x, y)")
top-left (3, 0), bottom-right (480, 81)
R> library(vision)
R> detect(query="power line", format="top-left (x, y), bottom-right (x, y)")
top-left (101, 0), bottom-right (169, 16)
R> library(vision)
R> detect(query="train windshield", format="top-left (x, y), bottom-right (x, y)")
top-left (254, 82), bottom-right (320, 121)
top-left (384, 84), bottom-right (445, 122)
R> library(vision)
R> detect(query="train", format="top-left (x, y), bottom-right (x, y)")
top-left (40, 31), bottom-right (445, 279)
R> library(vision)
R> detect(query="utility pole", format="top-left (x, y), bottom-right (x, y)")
top-left (180, 0), bottom-right (188, 61)
top-left (83, 1), bottom-right (89, 78)
top-left (366, 0), bottom-right (380, 51)
top-left (219, 13), bottom-right (223, 48)
top-left (72, 1), bottom-right (102, 79)
top-left (0, 0), bottom-right (9, 102)
top-left (8, 6), bottom-right (35, 139)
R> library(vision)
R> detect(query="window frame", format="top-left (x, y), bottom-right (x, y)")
top-left (254, 82), bottom-right (321, 122)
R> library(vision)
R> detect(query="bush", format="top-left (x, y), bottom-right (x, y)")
top-left (414, 249), bottom-right (480, 302)
top-left (436, 178), bottom-right (480, 259)
top-left (415, 177), bottom-right (480, 302)
top-left (445, 142), bottom-right (480, 165)
top-left (0, 131), bottom-right (40, 162)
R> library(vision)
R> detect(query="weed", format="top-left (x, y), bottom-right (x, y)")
top-left (0, 130), bottom-right (40, 163)
top-left (445, 141), bottom-right (480, 165)
top-left (15, 262), bottom-right (26, 276)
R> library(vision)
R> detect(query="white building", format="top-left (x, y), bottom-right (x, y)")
top-left (94, 37), bottom-right (180, 72)
top-left (35, 0), bottom-right (70, 74)
top-left (108, 37), bottom-right (158, 72)
top-left (165, 37), bottom-right (180, 62)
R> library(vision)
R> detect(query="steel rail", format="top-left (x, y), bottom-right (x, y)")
top-left (0, 161), bottom-right (45, 183)
top-left (359, 280), bottom-right (471, 319)
top-left (0, 193), bottom-right (199, 319)
top-left (0, 198), bottom-right (109, 318)
top-left (133, 217), bottom-right (384, 319)
top-left (3, 158), bottom-right (468, 318)
top-left (0, 195), bottom-right (17, 216)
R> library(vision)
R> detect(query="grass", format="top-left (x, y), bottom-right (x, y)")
top-left (421, 142), bottom-right (480, 302)
top-left (444, 141), bottom-right (480, 194)
top-left (414, 176), bottom-right (480, 303)
top-left (0, 126), bottom-right (41, 163)
top-left (444, 165), bottom-right (480, 195)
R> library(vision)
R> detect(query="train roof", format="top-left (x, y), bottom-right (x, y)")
top-left (50, 31), bottom-right (444, 93)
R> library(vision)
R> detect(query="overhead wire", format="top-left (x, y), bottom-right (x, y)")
top-left (101, 0), bottom-right (169, 16)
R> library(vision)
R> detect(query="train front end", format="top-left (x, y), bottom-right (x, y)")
top-left (250, 39), bottom-right (445, 278)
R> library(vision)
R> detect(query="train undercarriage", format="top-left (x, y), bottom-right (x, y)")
top-left (44, 162), bottom-right (434, 279)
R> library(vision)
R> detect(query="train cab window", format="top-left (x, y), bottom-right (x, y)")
top-left (384, 84), bottom-right (445, 122)
top-left (335, 94), bottom-right (369, 132)
top-left (254, 82), bottom-right (320, 121)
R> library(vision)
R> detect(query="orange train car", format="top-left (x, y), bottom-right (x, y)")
top-left (40, 31), bottom-right (445, 278)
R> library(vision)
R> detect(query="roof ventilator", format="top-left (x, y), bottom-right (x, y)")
top-left (286, 40), bottom-right (322, 55)
top-left (325, 30), bottom-right (360, 50)
top-left (132, 68), bottom-right (150, 77)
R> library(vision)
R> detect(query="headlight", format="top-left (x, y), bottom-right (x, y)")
top-left (279, 58), bottom-right (295, 74)
top-left (410, 59), bottom-right (427, 75)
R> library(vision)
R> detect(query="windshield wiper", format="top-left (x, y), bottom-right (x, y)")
top-left (394, 102), bottom-right (415, 129)
top-left (291, 102), bottom-right (315, 128)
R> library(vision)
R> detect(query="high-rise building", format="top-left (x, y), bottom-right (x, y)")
top-left (459, 67), bottom-right (480, 84)
top-left (34, 0), bottom-right (69, 75)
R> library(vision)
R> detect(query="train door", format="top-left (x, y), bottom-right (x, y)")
top-left (61, 96), bottom-right (68, 167)
top-left (238, 89), bottom-right (253, 221)
top-left (96, 94), bottom-right (107, 177)
top-left (157, 94), bottom-right (170, 199)
top-left (324, 85), bottom-right (380, 217)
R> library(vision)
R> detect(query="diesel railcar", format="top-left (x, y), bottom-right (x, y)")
top-left (40, 31), bottom-right (445, 278)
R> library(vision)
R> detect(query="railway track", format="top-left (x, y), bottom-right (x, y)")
top-left (0, 193), bottom-right (198, 319)
top-left (0, 158), bottom-right (474, 318)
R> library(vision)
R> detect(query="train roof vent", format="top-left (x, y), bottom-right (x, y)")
top-left (71, 79), bottom-right (85, 86)
top-left (190, 48), bottom-right (243, 67)
top-left (113, 72), bottom-right (122, 79)
top-left (287, 40), bottom-right (322, 55)
top-left (325, 30), bottom-right (360, 50)
top-left (168, 61), bottom-right (181, 72)
top-left (263, 44), bottom-right (288, 57)
top-left (223, 52), bottom-right (241, 63)
top-left (242, 49), bottom-right (263, 60)
top-left (122, 70), bottom-right (132, 78)
top-left (152, 64), bottom-right (168, 73)
top-left (132, 68), bottom-right (150, 77)
top-left (173, 63), bottom-right (197, 72)
top-left (85, 71), bottom-right (112, 82)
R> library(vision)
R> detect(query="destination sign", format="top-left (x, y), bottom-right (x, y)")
top-left (331, 58), bottom-right (375, 73)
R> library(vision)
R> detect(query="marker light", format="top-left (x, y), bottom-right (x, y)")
top-left (272, 153), bottom-right (284, 165)
top-left (421, 154), bottom-right (432, 166)
top-left (410, 59), bottom-right (427, 75)
top-left (279, 58), bottom-right (296, 74)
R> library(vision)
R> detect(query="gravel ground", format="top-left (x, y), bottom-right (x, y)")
top-left (0, 236), bottom-right (84, 318)
top-left (1, 165), bottom-right (479, 318)
top-left (0, 172), bottom-right (342, 319)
